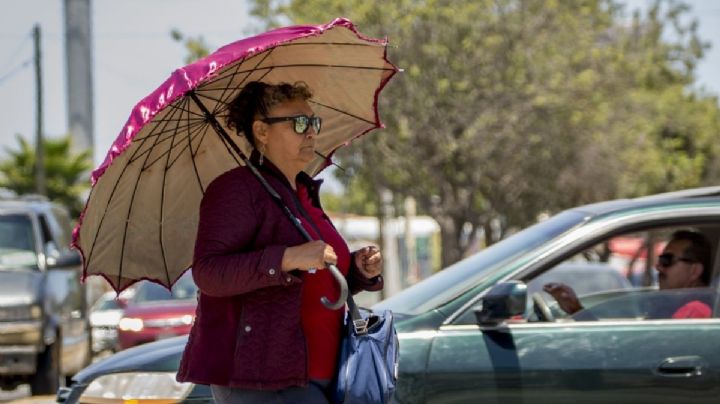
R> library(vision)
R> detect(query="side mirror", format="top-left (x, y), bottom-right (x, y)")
top-left (47, 250), bottom-right (82, 269)
top-left (474, 281), bottom-right (527, 325)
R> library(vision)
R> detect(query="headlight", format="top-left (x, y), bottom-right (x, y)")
top-left (0, 304), bottom-right (41, 321)
top-left (78, 372), bottom-right (193, 403)
top-left (118, 317), bottom-right (144, 332)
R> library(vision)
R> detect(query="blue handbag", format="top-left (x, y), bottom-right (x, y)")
top-left (332, 295), bottom-right (399, 404)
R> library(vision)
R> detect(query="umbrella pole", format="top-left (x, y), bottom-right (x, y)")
top-left (187, 91), bottom-right (348, 310)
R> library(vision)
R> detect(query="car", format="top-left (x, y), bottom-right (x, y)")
top-left (117, 271), bottom-right (198, 350)
top-left (0, 195), bottom-right (91, 396)
top-left (526, 261), bottom-right (632, 296)
top-left (89, 290), bottom-right (134, 354)
top-left (58, 187), bottom-right (720, 403)
top-left (523, 262), bottom-right (633, 319)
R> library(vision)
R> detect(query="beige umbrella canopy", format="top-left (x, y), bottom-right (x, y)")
top-left (73, 18), bottom-right (399, 298)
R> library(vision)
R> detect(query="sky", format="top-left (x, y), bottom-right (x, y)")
top-left (0, 0), bottom-right (719, 174)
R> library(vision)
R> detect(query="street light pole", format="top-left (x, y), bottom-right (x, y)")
top-left (33, 24), bottom-right (46, 196)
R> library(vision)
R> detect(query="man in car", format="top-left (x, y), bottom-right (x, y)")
top-left (544, 230), bottom-right (713, 319)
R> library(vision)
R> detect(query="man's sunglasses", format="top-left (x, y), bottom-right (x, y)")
top-left (657, 253), bottom-right (697, 268)
top-left (261, 115), bottom-right (322, 135)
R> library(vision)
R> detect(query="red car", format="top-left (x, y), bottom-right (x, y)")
top-left (117, 271), bottom-right (197, 350)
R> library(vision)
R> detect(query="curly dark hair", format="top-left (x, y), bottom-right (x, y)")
top-left (225, 81), bottom-right (313, 147)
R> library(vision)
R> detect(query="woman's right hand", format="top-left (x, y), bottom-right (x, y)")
top-left (281, 240), bottom-right (337, 272)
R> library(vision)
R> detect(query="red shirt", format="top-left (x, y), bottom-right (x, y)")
top-left (296, 183), bottom-right (350, 380)
top-left (672, 300), bottom-right (712, 319)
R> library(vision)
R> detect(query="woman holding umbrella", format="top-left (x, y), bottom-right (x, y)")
top-left (176, 81), bottom-right (385, 403)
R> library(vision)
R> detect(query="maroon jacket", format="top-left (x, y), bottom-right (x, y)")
top-left (176, 155), bottom-right (382, 389)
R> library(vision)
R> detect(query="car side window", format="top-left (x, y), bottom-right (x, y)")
top-left (49, 206), bottom-right (73, 249)
top-left (455, 225), bottom-right (717, 325)
top-left (572, 288), bottom-right (715, 320)
top-left (38, 214), bottom-right (61, 260)
top-left (521, 231), bottom-right (659, 321)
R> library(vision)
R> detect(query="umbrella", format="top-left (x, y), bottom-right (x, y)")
top-left (72, 18), bottom-right (399, 309)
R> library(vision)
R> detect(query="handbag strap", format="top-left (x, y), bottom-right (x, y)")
top-left (347, 294), bottom-right (369, 335)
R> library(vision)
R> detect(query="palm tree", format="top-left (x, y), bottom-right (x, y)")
top-left (0, 135), bottom-right (92, 218)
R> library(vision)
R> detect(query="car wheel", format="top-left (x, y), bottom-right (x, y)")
top-left (30, 339), bottom-right (61, 395)
top-left (531, 292), bottom-right (555, 322)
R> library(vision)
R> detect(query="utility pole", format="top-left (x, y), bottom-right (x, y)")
top-left (33, 24), bottom-right (46, 196)
top-left (64, 0), bottom-right (94, 156)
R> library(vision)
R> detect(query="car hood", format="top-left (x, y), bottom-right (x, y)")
top-left (73, 309), bottom-right (430, 385)
top-left (72, 335), bottom-right (189, 384)
top-left (0, 269), bottom-right (41, 305)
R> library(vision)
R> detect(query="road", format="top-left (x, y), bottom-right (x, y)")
top-left (0, 385), bottom-right (54, 403)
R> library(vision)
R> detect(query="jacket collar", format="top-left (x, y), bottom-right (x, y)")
top-left (249, 149), bottom-right (324, 203)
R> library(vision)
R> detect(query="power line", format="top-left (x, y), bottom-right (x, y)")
top-left (0, 58), bottom-right (32, 86)
top-left (0, 31), bottom-right (31, 74)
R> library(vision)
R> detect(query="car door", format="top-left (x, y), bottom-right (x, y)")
top-left (424, 308), bottom-right (720, 404)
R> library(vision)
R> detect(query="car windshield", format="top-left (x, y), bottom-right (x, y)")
top-left (0, 214), bottom-right (37, 269)
top-left (132, 272), bottom-right (198, 303)
top-left (92, 297), bottom-right (122, 311)
top-left (373, 210), bottom-right (588, 315)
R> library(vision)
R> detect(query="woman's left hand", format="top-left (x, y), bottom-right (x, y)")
top-left (354, 246), bottom-right (383, 279)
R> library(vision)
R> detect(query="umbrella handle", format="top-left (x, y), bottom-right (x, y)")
top-left (321, 263), bottom-right (349, 310)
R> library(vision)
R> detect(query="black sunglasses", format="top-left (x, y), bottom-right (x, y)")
top-left (657, 253), bottom-right (697, 268)
top-left (261, 115), bottom-right (322, 135)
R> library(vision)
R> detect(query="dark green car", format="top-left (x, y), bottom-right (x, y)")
top-left (59, 187), bottom-right (720, 403)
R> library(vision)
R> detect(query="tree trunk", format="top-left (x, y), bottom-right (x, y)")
top-left (437, 216), bottom-right (463, 268)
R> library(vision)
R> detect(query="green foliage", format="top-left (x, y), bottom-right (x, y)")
top-left (251, 0), bottom-right (720, 265)
top-left (320, 173), bottom-right (379, 216)
top-left (0, 135), bottom-right (92, 217)
top-left (170, 29), bottom-right (211, 64)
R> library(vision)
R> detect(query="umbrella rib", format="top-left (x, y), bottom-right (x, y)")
top-left (266, 63), bottom-right (396, 71)
top-left (273, 41), bottom-right (385, 47)
top-left (141, 119), bottom-right (212, 170)
top-left (131, 120), bottom-right (208, 166)
top-left (83, 133), bottom-right (155, 287)
top-left (136, 103), bottom-right (201, 170)
top-left (310, 99), bottom-right (377, 126)
top-left (132, 118), bottom-right (206, 144)
top-left (198, 47), bottom-right (275, 91)
top-left (115, 95), bottom-right (185, 286)
top-left (182, 96), bottom-right (206, 194)
top-left (166, 121), bottom-right (210, 169)
top-left (164, 101), bottom-right (206, 119)
top-left (197, 41), bottom-right (385, 91)
top-left (158, 99), bottom-right (186, 287)
top-left (199, 63), bottom-right (392, 91)
top-left (210, 50), bottom-right (273, 117)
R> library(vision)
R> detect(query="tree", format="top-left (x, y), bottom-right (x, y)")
top-left (170, 30), bottom-right (211, 64)
top-left (0, 135), bottom-right (92, 217)
top-left (250, 0), bottom-right (720, 266)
